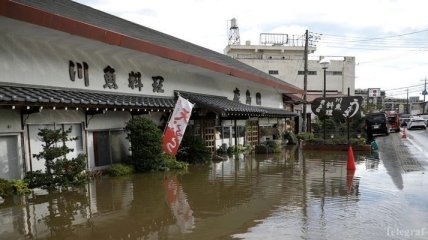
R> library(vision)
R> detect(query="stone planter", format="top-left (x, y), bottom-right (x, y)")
top-left (302, 143), bottom-right (371, 152)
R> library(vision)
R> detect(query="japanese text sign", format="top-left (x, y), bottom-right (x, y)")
top-left (311, 96), bottom-right (363, 119)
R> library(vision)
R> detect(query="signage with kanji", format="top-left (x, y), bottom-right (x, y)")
top-left (368, 88), bottom-right (380, 97)
top-left (311, 96), bottom-right (363, 119)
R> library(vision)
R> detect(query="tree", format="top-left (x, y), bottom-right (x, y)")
top-left (25, 127), bottom-right (86, 188)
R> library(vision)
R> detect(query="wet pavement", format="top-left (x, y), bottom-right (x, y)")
top-left (0, 134), bottom-right (427, 240)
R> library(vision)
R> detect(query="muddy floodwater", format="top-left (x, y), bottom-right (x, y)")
top-left (1, 144), bottom-right (427, 240)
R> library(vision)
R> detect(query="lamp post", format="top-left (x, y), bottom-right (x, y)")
top-left (320, 58), bottom-right (330, 141)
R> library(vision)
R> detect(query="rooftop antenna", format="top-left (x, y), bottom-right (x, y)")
top-left (227, 18), bottom-right (240, 45)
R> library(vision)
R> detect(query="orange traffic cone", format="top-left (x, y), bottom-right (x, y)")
top-left (346, 169), bottom-right (355, 192)
top-left (347, 146), bottom-right (356, 170)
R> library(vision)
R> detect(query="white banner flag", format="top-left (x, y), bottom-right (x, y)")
top-left (162, 96), bottom-right (194, 156)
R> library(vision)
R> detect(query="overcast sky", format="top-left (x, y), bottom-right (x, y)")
top-left (75, 0), bottom-right (428, 99)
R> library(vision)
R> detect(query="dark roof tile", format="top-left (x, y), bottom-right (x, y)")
top-left (177, 91), bottom-right (295, 117)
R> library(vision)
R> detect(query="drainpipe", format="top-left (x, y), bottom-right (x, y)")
top-left (234, 119), bottom-right (237, 152)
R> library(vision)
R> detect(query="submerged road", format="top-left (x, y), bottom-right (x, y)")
top-left (375, 130), bottom-right (427, 174)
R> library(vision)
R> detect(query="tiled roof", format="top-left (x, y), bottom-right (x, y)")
top-left (178, 91), bottom-right (296, 117)
top-left (0, 84), bottom-right (175, 109)
top-left (8, 0), bottom-right (303, 95)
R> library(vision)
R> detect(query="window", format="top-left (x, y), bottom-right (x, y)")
top-left (298, 71), bottom-right (317, 75)
top-left (93, 130), bottom-right (128, 167)
top-left (256, 92), bottom-right (261, 105)
top-left (268, 70), bottom-right (279, 75)
top-left (236, 54), bottom-right (262, 59)
top-left (28, 123), bottom-right (83, 172)
top-left (327, 71), bottom-right (343, 76)
top-left (246, 90), bottom-right (251, 105)
top-left (0, 135), bottom-right (20, 179)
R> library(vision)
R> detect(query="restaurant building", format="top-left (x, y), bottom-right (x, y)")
top-left (0, 0), bottom-right (302, 179)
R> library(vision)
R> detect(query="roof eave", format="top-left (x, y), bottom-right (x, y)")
top-left (0, 0), bottom-right (302, 95)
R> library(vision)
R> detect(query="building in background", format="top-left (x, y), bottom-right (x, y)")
top-left (224, 42), bottom-right (355, 99)
top-left (224, 24), bottom-right (356, 129)
top-left (354, 88), bottom-right (386, 111)
top-left (354, 88), bottom-right (425, 115)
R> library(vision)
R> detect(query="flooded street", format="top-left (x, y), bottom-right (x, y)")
top-left (1, 136), bottom-right (428, 239)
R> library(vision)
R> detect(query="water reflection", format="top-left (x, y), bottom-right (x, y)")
top-left (163, 176), bottom-right (194, 233)
top-left (377, 145), bottom-right (405, 190)
top-left (1, 145), bottom-right (428, 239)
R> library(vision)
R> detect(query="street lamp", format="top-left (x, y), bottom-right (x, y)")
top-left (320, 58), bottom-right (330, 141)
top-left (320, 59), bottom-right (330, 98)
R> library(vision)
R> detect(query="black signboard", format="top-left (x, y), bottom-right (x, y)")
top-left (311, 96), bottom-right (363, 119)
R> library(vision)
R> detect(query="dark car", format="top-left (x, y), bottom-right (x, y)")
top-left (365, 113), bottom-right (389, 137)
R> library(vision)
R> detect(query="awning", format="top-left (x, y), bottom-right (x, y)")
top-left (283, 93), bottom-right (306, 104)
top-left (177, 91), bottom-right (297, 118)
top-left (0, 83), bottom-right (175, 111)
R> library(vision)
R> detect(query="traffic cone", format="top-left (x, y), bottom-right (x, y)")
top-left (346, 169), bottom-right (355, 192)
top-left (347, 146), bottom-right (356, 170)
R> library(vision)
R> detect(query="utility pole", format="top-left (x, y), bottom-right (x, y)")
top-left (407, 88), bottom-right (409, 114)
top-left (302, 29), bottom-right (309, 132)
top-left (422, 77), bottom-right (427, 114)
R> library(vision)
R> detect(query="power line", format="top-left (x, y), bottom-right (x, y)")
top-left (317, 29), bottom-right (428, 53)
top-left (385, 83), bottom-right (424, 91)
top-left (321, 28), bottom-right (428, 42)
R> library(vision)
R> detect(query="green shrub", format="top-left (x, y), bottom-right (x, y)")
top-left (176, 133), bottom-right (211, 164)
top-left (0, 179), bottom-right (30, 197)
top-left (125, 117), bottom-right (164, 171)
top-left (349, 137), bottom-right (367, 146)
top-left (163, 154), bottom-right (188, 170)
top-left (216, 144), bottom-right (228, 154)
top-left (284, 131), bottom-right (298, 145)
top-left (108, 164), bottom-right (135, 177)
top-left (51, 154), bottom-right (86, 187)
top-left (305, 137), bottom-right (324, 145)
top-left (255, 140), bottom-right (281, 154)
top-left (265, 140), bottom-right (281, 153)
top-left (0, 178), bottom-right (13, 198)
top-left (244, 144), bottom-right (254, 152)
top-left (24, 170), bottom-right (53, 188)
top-left (255, 144), bottom-right (268, 154)
top-left (296, 132), bottom-right (314, 141)
top-left (227, 146), bottom-right (234, 154)
top-left (10, 180), bottom-right (30, 195)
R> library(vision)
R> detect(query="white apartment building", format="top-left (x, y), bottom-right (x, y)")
top-left (224, 32), bottom-right (356, 131)
top-left (224, 39), bottom-right (356, 101)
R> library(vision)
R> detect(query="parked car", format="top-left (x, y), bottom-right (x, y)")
top-left (418, 114), bottom-right (428, 126)
top-left (407, 117), bottom-right (427, 130)
top-left (365, 112), bottom-right (389, 136)
top-left (400, 118), bottom-right (411, 127)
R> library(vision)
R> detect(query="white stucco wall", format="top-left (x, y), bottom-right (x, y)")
top-left (0, 24), bottom-right (285, 109)
top-left (0, 18), bottom-right (293, 175)
top-left (0, 109), bottom-right (21, 133)
top-left (225, 45), bottom-right (356, 96)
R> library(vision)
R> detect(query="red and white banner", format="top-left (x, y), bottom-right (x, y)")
top-left (162, 96), bottom-right (194, 156)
